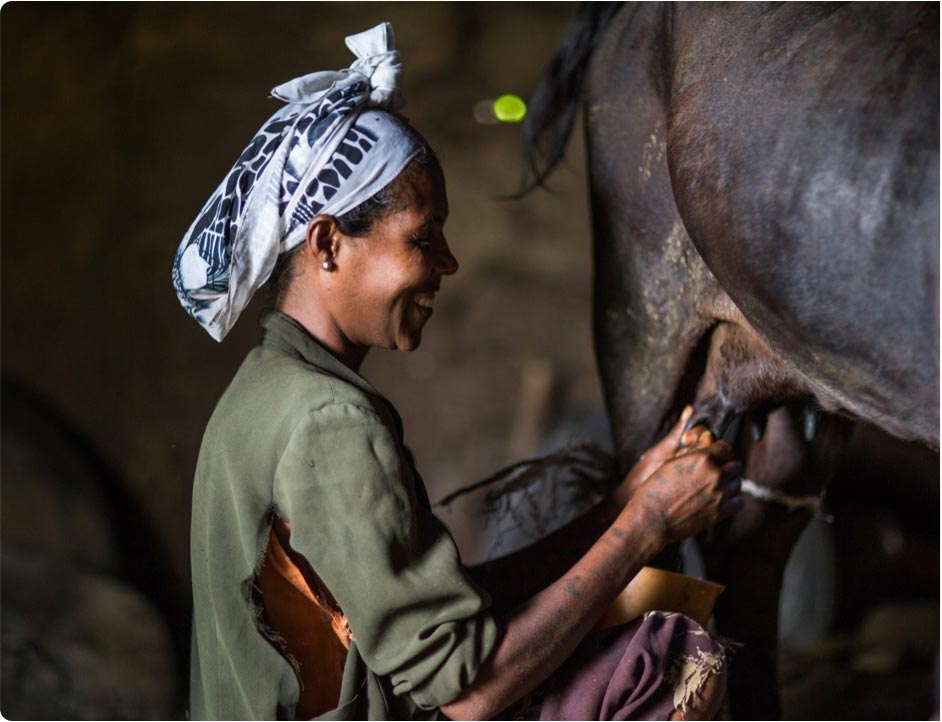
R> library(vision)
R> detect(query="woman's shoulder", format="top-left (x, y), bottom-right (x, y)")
top-left (217, 343), bottom-right (394, 437)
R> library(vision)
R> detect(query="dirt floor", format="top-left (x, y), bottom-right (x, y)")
top-left (2, 4), bottom-right (938, 719)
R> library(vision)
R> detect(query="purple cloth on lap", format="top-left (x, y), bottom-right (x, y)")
top-left (523, 612), bottom-right (731, 721)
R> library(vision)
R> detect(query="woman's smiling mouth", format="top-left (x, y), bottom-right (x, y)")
top-left (413, 292), bottom-right (436, 315)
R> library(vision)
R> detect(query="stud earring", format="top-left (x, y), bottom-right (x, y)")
top-left (321, 260), bottom-right (333, 271)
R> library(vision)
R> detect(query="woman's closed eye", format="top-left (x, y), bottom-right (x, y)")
top-left (410, 234), bottom-right (432, 251)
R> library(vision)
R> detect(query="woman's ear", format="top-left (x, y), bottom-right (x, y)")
top-left (306, 216), bottom-right (340, 270)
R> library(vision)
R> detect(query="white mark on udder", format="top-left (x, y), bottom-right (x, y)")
top-left (639, 120), bottom-right (667, 189)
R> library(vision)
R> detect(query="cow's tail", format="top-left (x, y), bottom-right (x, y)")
top-left (519, 1), bottom-right (623, 194)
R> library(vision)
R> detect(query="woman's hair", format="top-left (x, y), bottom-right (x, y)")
top-left (269, 144), bottom-right (440, 301)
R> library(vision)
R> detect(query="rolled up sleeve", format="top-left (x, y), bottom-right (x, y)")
top-left (273, 402), bottom-right (499, 710)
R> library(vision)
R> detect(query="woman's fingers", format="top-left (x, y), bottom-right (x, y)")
top-left (638, 432), bottom-right (745, 543)
top-left (720, 460), bottom-right (743, 483)
top-left (620, 411), bottom-right (697, 502)
top-left (645, 407), bottom-right (709, 470)
top-left (676, 427), bottom-right (713, 456)
top-left (706, 439), bottom-right (735, 464)
top-left (654, 406), bottom-right (695, 455)
top-left (680, 427), bottom-right (707, 448)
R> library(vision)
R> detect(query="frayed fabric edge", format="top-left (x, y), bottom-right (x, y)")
top-left (649, 610), bottom-right (741, 720)
top-left (667, 647), bottom-right (726, 719)
top-left (240, 505), bottom-right (305, 684)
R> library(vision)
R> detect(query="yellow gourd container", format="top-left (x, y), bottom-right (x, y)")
top-left (595, 567), bottom-right (725, 630)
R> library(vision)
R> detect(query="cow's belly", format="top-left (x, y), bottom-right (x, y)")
top-left (666, 3), bottom-right (940, 447)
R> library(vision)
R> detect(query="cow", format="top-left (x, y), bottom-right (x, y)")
top-left (521, 2), bottom-right (939, 717)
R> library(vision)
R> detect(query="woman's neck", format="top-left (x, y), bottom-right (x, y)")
top-left (275, 296), bottom-right (369, 373)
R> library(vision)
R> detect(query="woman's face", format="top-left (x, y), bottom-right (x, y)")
top-left (333, 164), bottom-right (457, 352)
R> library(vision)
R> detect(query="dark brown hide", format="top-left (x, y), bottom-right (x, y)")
top-left (526, 2), bottom-right (938, 717)
top-left (690, 320), bottom-right (811, 437)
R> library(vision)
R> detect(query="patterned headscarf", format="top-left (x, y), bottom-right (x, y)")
top-left (172, 23), bottom-right (424, 341)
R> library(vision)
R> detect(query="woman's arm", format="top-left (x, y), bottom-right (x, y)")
top-left (441, 422), bottom-right (742, 720)
top-left (467, 410), bottom-right (711, 615)
top-left (466, 496), bottom-right (619, 616)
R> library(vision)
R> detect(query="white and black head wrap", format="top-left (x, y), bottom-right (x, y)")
top-left (172, 22), bottom-right (424, 341)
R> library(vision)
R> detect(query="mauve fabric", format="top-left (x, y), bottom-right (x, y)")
top-left (532, 612), bottom-right (731, 721)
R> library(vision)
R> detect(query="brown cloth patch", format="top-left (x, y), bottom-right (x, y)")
top-left (255, 519), bottom-right (351, 719)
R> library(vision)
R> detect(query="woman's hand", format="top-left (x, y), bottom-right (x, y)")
top-left (631, 437), bottom-right (743, 546)
top-left (613, 406), bottom-right (715, 507)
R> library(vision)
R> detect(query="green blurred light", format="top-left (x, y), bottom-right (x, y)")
top-left (493, 94), bottom-right (527, 123)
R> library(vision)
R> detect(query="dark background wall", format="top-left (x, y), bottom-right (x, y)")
top-left (1, 2), bottom-right (597, 579)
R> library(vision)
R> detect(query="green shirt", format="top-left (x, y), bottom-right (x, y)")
top-left (190, 310), bottom-right (498, 720)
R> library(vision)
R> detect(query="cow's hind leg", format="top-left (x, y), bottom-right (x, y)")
top-left (697, 404), bottom-right (851, 719)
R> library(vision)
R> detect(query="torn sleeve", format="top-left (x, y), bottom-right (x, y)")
top-left (273, 402), bottom-right (499, 710)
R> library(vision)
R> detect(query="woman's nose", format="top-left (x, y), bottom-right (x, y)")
top-left (436, 241), bottom-right (459, 276)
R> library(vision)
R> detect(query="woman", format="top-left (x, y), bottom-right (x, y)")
top-left (174, 24), bottom-right (743, 721)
